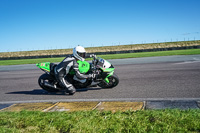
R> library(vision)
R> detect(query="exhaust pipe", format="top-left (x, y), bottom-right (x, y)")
top-left (43, 81), bottom-right (57, 89)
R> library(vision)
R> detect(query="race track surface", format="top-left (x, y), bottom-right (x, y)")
top-left (0, 55), bottom-right (200, 103)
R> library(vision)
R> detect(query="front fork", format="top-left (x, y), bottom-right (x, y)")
top-left (104, 71), bottom-right (114, 83)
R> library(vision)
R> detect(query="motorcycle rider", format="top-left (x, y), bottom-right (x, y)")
top-left (54, 45), bottom-right (95, 95)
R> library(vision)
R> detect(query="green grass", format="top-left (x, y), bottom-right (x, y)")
top-left (98, 48), bottom-right (200, 59)
top-left (0, 109), bottom-right (200, 133)
top-left (0, 57), bottom-right (64, 66)
top-left (0, 49), bottom-right (200, 66)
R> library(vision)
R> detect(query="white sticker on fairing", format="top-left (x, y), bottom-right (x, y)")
top-left (103, 60), bottom-right (111, 68)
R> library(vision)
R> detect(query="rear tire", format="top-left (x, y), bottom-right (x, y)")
top-left (98, 73), bottom-right (119, 88)
top-left (38, 74), bottom-right (59, 92)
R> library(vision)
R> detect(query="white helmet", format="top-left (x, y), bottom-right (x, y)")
top-left (73, 46), bottom-right (86, 61)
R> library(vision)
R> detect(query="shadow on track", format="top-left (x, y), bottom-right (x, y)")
top-left (6, 87), bottom-right (103, 95)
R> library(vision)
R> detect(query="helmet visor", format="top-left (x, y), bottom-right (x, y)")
top-left (77, 52), bottom-right (86, 58)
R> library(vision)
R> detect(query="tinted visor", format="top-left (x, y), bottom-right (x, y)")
top-left (77, 52), bottom-right (86, 58)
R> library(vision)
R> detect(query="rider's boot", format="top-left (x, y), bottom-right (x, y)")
top-left (65, 86), bottom-right (76, 95)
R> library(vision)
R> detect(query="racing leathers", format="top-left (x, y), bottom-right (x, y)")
top-left (54, 55), bottom-right (93, 94)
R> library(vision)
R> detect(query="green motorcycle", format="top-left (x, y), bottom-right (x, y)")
top-left (36, 54), bottom-right (119, 93)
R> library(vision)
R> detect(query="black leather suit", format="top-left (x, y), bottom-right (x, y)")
top-left (54, 55), bottom-right (91, 93)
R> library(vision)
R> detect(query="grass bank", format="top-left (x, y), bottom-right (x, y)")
top-left (0, 40), bottom-right (200, 58)
top-left (0, 109), bottom-right (200, 133)
top-left (0, 49), bottom-right (200, 66)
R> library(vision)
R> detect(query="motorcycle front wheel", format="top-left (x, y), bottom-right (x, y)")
top-left (98, 73), bottom-right (119, 88)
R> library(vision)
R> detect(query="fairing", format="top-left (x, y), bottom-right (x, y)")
top-left (96, 57), bottom-right (115, 83)
top-left (96, 57), bottom-right (115, 73)
top-left (77, 60), bottom-right (90, 74)
top-left (36, 62), bottom-right (51, 72)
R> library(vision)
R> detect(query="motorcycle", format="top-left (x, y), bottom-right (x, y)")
top-left (36, 54), bottom-right (119, 94)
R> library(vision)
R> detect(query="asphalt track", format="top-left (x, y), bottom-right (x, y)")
top-left (0, 55), bottom-right (200, 104)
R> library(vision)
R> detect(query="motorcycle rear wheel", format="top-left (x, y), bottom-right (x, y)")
top-left (98, 73), bottom-right (119, 88)
top-left (38, 74), bottom-right (59, 92)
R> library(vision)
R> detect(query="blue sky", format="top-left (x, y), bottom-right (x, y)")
top-left (0, 0), bottom-right (200, 52)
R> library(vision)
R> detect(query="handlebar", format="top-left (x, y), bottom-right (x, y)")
top-left (89, 54), bottom-right (100, 80)
top-left (89, 54), bottom-right (97, 72)
top-left (89, 54), bottom-right (96, 58)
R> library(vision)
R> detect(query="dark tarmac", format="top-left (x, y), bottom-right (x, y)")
top-left (0, 55), bottom-right (200, 104)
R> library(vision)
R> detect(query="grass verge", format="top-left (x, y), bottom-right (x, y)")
top-left (0, 109), bottom-right (200, 133)
top-left (0, 49), bottom-right (200, 66)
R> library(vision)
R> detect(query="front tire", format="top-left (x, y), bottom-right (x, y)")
top-left (98, 73), bottom-right (119, 88)
top-left (38, 74), bottom-right (59, 92)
